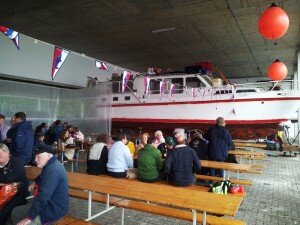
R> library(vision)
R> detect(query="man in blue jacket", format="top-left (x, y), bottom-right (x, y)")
top-left (9, 112), bottom-right (34, 165)
top-left (164, 130), bottom-right (201, 186)
top-left (11, 145), bottom-right (69, 225)
top-left (204, 117), bottom-right (233, 180)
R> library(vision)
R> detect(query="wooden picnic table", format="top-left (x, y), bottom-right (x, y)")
top-left (200, 160), bottom-right (252, 180)
top-left (68, 172), bottom-right (243, 219)
top-left (228, 150), bottom-right (265, 156)
top-left (234, 142), bottom-right (266, 148)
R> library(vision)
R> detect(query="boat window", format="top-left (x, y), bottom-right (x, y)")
top-left (214, 90), bottom-right (232, 94)
top-left (186, 77), bottom-right (204, 88)
top-left (125, 96), bottom-right (130, 101)
top-left (150, 79), bottom-right (161, 94)
top-left (236, 89), bottom-right (257, 93)
top-left (113, 97), bottom-right (118, 101)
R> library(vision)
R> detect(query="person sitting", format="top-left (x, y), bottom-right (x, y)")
top-left (188, 132), bottom-right (210, 179)
top-left (58, 130), bottom-right (76, 161)
top-left (87, 133), bottom-right (109, 175)
top-left (266, 133), bottom-right (283, 151)
top-left (126, 137), bottom-right (136, 157)
top-left (107, 133), bottom-right (133, 178)
top-left (136, 133), bottom-right (149, 155)
top-left (11, 145), bottom-right (68, 225)
top-left (73, 127), bottom-right (84, 141)
top-left (157, 136), bottom-right (175, 159)
top-left (137, 138), bottom-right (164, 183)
top-left (0, 144), bottom-right (29, 224)
top-left (31, 132), bottom-right (54, 166)
top-left (153, 130), bottom-right (165, 145)
top-left (164, 130), bottom-right (201, 186)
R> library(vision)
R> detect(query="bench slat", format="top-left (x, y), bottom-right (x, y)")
top-left (56, 216), bottom-right (100, 225)
top-left (115, 199), bottom-right (246, 225)
top-left (196, 174), bottom-right (253, 186)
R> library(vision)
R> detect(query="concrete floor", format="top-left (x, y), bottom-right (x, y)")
top-left (66, 149), bottom-right (300, 225)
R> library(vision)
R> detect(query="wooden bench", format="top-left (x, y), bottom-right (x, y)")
top-left (196, 174), bottom-right (253, 186)
top-left (68, 189), bottom-right (246, 225)
top-left (243, 155), bottom-right (265, 161)
top-left (56, 216), bottom-right (100, 225)
top-left (246, 164), bottom-right (265, 168)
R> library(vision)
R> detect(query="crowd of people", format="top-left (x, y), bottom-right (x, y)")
top-left (0, 111), bottom-right (235, 225)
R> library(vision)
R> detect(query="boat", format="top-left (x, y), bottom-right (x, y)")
top-left (109, 72), bottom-right (300, 139)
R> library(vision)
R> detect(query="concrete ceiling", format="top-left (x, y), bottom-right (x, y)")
top-left (1, 0), bottom-right (299, 79)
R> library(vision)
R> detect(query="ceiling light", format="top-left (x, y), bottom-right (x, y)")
top-left (152, 27), bottom-right (175, 33)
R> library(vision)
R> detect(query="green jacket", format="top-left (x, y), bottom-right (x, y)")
top-left (137, 144), bottom-right (163, 180)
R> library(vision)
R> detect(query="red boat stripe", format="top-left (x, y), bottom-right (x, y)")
top-left (112, 97), bottom-right (300, 107)
top-left (112, 118), bottom-right (288, 125)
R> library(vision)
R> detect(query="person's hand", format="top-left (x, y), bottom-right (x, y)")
top-left (28, 182), bottom-right (36, 192)
top-left (17, 218), bottom-right (31, 225)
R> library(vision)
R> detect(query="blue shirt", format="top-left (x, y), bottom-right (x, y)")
top-left (107, 141), bottom-right (133, 172)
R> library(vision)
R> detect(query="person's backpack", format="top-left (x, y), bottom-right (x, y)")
top-left (211, 180), bottom-right (231, 195)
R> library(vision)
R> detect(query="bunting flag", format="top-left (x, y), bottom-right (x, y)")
top-left (122, 70), bottom-right (131, 93)
top-left (144, 76), bottom-right (150, 96)
top-left (0, 26), bottom-right (20, 50)
top-left (191, 88), bottom-right (195, 98)
top-left (51, 47), bottom-right (69, 81)
top-left (170, 84), bottom-right (175, 98)
top-left (159, 81), bottom-right (164, 99)
top-left (95, 60), bottom-right (108, 71)
top-left (232, 108), bottom-right (236, 116)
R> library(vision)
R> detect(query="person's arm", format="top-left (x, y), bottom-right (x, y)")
top-left (155, 150), bottom-right (164, 171)
top-left (15, 127), bottom-right (27, 153)
top-left (124, 146), bottom-right (133, 168)
top-left (164, 151), bottom-right (173, 174)
top-left (192, 149), bottom-right (201, 173)
top-left (27, 167), bottom-right (60, 220)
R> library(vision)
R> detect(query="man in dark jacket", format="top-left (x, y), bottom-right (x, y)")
top-left (164, 130), bottom-right (201, 186)
top-left (10, 112), bottom-right (34, 165)
top-left (11, 145), bottom-right (69, 225)
top-left (204, 117), bottom-right (233, 179)
top-left (0, 144), bottom-right (29, 224)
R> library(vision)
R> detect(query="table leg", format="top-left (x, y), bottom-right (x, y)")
top-left (202, 211), bottom-right (206, 225)
top-left (121, 207), bottom-right (125, 225)
top-left (106, 194), bottom-right (110, 209)
top-left (192, 209), bottom-right (197, 225)
top-left (88, 191), bottom-right (92, 219)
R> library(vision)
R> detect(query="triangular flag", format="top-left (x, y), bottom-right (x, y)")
top-left (51, 47), bottom-right (69, 81)
top-left (159, 81), bottom-right (164, 99)
top-left (0, 26), bottom-right (20, 50)
top-left (122, 71), bottom-right (131, 93)
top-left (144, 76), bottom-right (150, 96)
top-left (191, 88), bottom-right (195, 98)
top-left (170, 84), bottom-right (175, 98)
top-left (95, 60), bottom-right (109, 71)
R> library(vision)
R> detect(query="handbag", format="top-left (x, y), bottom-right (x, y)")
top-left (0, 182), bottom-right (20, 210)
top-left (126, 168), bottom-right (138, 179)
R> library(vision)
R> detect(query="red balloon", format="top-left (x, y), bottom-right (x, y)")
top-left (268, 59), bottom-right (288, 81)
top-left (258, 3), bottom-right (289, 40)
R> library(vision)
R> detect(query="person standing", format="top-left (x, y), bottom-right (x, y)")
top-left (0, 114), bottom-right (11, 144)
top-left (164, 130), bottom-right (201, 186)
top-left (204, 117), bottom-right (233, 179)
top-left (107, 133), bottom-right (133, 178)
top-left (10, 112), bottom-right (34, 165)
top-left (0, 144), bottom-right (29, 224)
top-left (11, 145), bottom-right (69, 225)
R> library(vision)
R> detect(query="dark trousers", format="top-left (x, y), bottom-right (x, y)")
top-left (138, 172), bottom-right (166, 183)
top-left (0, 194), bottom-right (27, 225)
top-left (107, 171), bottom-right (126, 178)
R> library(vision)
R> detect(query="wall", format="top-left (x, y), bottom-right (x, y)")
top-left (0, 32), bottom-right (134, 87)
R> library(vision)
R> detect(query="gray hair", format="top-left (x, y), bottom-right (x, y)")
top-left (0, 143), bottom-right (9, 153)
top-left (216, 117), bottom-right (226, 126)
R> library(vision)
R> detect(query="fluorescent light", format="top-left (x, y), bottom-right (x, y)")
top-left (152, 27), bottom-right (175, 33)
